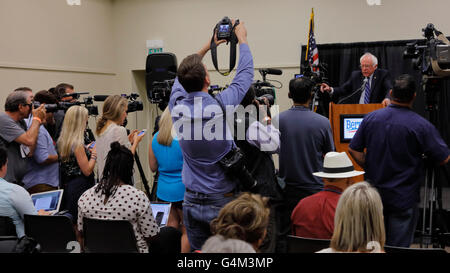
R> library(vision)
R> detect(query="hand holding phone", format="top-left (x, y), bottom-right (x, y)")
top-left (88, 141), bottom-right (96, 149)
top-left (137, 129), bottom-right (147, 137)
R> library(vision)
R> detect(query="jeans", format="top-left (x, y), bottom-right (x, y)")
top-left (183, 190), bottom-right (235, 251)
top-left (384, 203), bottom-right (419, 247)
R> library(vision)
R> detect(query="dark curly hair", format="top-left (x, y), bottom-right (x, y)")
top-left (95, 141), bottom-right (134, 201)
top-left (210, 193), bottom-right (270, 246)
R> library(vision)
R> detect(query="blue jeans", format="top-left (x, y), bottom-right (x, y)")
top-left (384, 203), bottom-right (419, 247)
top-left (183, 190), bottom-right (235, 251)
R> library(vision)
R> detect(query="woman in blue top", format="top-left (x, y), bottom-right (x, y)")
top-left (148, 107), bottom-right (188, 252)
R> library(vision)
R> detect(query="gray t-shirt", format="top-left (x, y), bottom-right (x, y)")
top-left (274, 106), bottom-right (335, 191)
top-left (0, 112), bottom-right (28, 183)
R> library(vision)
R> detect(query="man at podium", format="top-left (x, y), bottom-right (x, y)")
top-left (320, 53), bottom-right (392, 106)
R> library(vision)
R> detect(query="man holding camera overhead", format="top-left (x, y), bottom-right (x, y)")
top-left (169, 18), bottom-right (253, 251)
top-left (0, 90), bottom-right (46, 185)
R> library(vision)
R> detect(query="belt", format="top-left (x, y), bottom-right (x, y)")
top-left (185, 188), bottom-right (235, 198)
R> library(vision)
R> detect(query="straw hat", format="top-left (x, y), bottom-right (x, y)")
top-left (313, 152), bottom-right (365, 178)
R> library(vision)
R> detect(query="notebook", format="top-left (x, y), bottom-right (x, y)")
top-left (30, 189), bottom-right (64, 215)
top-left (150, 202), bottom-right (171, 227)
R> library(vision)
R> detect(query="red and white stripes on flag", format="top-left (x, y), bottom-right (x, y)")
top-left (305, 8), bottom-right (319, 71)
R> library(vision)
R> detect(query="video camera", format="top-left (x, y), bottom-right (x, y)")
top-left (404, 23), bottom-right (450, 77)
top-left (92, 93), bottom-right (144, 113)
top-left (145, 52), bottom-right (177, 110)
top-left (250, 68), bottom-right (283, 107)
top-left (122, 93), bottom-right (144, 113)
top-left (34, 92), bottom-right (98, 116)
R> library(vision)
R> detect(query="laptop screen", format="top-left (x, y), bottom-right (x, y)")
top-left (31, 190), bottom-right (63, 212)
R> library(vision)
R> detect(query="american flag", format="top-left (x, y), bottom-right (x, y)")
top-left (305, 8), bottom-right (319, 72)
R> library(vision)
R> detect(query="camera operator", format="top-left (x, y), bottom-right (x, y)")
top-left (50, 83), bottom-right (75, 141)
top-left (320, 53), bottom-right (392, 106)
top-left (273, 76), bottom-right (335, 219)
top-left (22, 90), bottom-right (59, 194)
top-left (169, 19), bottom-right (253, 251)
top-left (0, 90), bottom-right (46, 185)
top-left (233, 86), bottom-right (290, 253)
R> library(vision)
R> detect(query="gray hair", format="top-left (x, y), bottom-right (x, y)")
top-left (360, 53), bottom-right (378, 66)
top-left (4, 91), bottom-right (30, 112)
top-left (201, 235), bottom-right (256, 253)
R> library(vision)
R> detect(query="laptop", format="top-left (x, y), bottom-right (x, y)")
top-left (30, 189), bottom-right (64, 215)
top-left (150, 202), bottom-right (171, 227)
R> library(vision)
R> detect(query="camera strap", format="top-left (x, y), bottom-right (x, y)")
top-left (210, 21), bottom-right (239, 76)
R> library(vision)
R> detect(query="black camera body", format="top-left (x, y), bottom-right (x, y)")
top-left (404, 23), bottom-right (450, 77)
top-left (216, 16), bottom-right (235, 42)
top-left (149, 79), bottom-right (174, 104)
top-left (121, 93), bottom-right (144, 113)
top-left (32, 102), bottom-right (59, 113)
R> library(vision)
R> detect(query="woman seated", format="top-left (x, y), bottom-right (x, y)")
top-left (205, 192), bottom-right (270, 252)
top-left (317, 181), bottom-right (385, 253)
top-left (77, 142), bottom-right (159, 253)
top-left (57, 106), bottom-right (96, 222)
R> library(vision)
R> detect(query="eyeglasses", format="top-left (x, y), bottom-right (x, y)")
top-left (359, 64), bottom-right (374, 69)
top-left (22, 103), bottom-right (33, 108)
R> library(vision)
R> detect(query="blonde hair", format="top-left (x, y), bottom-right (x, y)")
top-left (210, 193), bottom-right (270, 246)
top-left (57, 106), bottom-right (88, 161)
top-left (330, 181), bottom-right (385, 252)
top-left (156, 107), bottom-right (174, 146)
top-left (96, 95), bottom-right (128, 135)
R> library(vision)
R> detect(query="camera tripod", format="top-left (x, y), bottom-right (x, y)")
top-left (419, 76), bottom-right (450, 248)
top-left (123, 118), bottom-right (152, 199)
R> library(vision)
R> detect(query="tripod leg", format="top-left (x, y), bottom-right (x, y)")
top-left (421, 168), bottom-right (429, 248)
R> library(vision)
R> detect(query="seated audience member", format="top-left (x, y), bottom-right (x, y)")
top-left (291, 152), bottom-right (364, 239)
top-left (57, 106), bottom-right (96, 221)
top-left (96, 95), bottom-right (144, 178)
top-left (148, 107), bottom-right (188, 252)
top-left (22, 91), bottom-right (59, 194)
top-left (208, 193), bottom-right (270, 252)
top-left (0, 90), bottom-right (46, 185)
top-left (0, 147), bottom-right (48, 238)
top-left (317, 182), bottom-right (385, 253)
top-left (77, 142), bottom-right (159, 253)
top-left (201, 235), bottom-right (256, 253)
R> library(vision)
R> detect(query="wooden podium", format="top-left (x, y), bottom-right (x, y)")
top-left (329, 102), bottom-right (384, 182)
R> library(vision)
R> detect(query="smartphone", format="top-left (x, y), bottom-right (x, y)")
top-left (137, 129), bottom-right (147, 137)
top-left (88, 141), bottom-right (96, 149)
top-left (155, 211), bottom-right (164, 226)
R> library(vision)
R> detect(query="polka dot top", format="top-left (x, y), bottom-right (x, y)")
top-left (77, 184), bottom-right (160, 253)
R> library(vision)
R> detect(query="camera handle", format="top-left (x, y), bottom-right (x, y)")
top-left (210, 20), bottom-right (239, 76)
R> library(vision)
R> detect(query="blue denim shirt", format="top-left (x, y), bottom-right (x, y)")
top-left (169, 43), bottom-right (253, 194)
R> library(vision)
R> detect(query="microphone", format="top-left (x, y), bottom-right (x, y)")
top-left (337, 78), bottom-right (368, 104)
top-left (258, 68), bottom-right (283, 75)
top-left (93, 95), bottom-right (109, 101)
